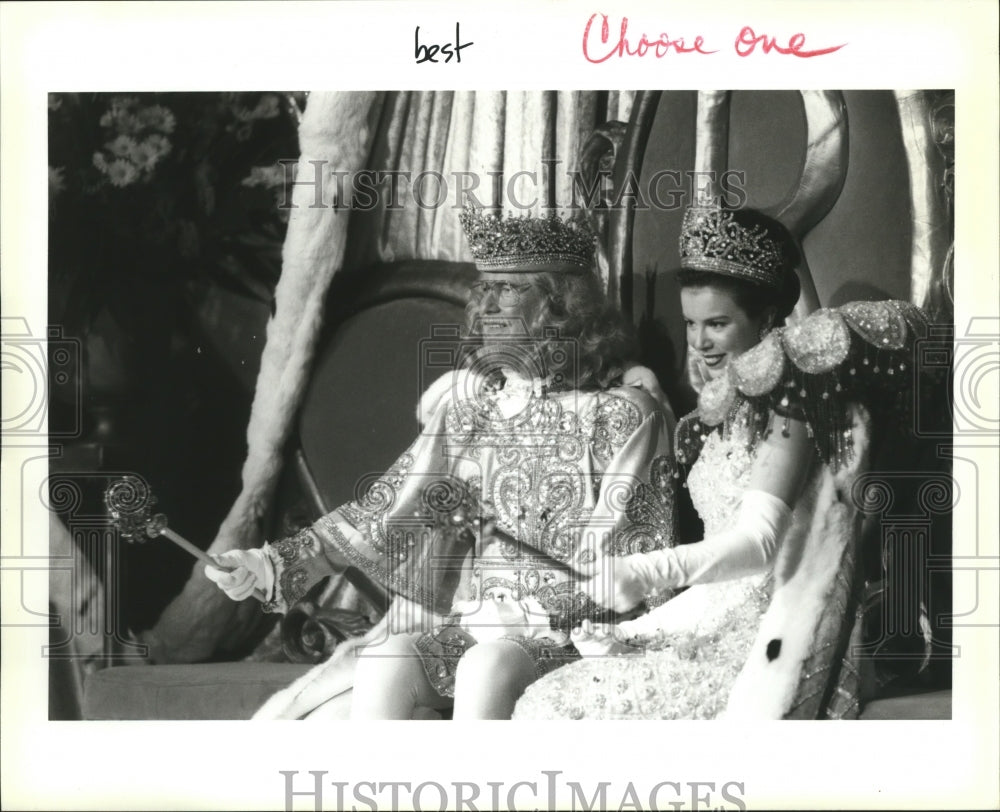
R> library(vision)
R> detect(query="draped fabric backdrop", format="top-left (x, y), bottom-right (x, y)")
top-left (343, 90), bottom-right (633, 275)
top-left (144, 90), bottom-right (623, 662)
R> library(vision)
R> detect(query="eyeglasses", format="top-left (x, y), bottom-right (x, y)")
top-left (470, 281), bottom-right (536, 307)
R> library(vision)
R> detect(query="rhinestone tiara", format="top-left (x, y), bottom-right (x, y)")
top-left (679, 204), bottom-right (785, 289)
top-left (460, 206), bottom-right (595, 273)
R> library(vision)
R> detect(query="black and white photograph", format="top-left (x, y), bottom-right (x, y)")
top-left (2, 3), bottom-right (997, 811)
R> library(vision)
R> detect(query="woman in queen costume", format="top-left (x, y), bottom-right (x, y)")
top-left (513, 203), bottom-right (927, 720)
top-left (207, 207), bottom-right (679, 719)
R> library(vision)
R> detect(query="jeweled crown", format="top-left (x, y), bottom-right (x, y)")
top-left (679, 204), bottom-right (785, 289)
top-left (460, 207), bottom-right (595, 273)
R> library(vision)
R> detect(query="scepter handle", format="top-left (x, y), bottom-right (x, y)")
top-left (159, 527), bottom-right (267, 603)
top-left (160, 527), bottom-right (216, 566)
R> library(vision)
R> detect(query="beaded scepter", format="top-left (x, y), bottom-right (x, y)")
top-left (104, 475), bottom-right (266, 602)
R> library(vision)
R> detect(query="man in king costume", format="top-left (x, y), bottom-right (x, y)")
top-left (208, 207), bottom-right (678, 719)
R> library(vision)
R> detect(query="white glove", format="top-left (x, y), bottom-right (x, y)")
top-left (622, 364), bottom-right (670, 413)
top-left (687, 353), bottom-right (712, 393)
top-left (593, 490), bottom-right (793, 613)
top-left (204, 548), bottom-right (275, 602)
top-left (570, 619), bottom-right (640, 657)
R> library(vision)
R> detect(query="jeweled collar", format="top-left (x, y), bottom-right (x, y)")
top-left (695, 300), bottom-right (927, 424)
top-left (683, 299), bottom-right (928, 471)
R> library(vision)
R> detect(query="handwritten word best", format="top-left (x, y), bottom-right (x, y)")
top-left (415, 23), bottom-right (473, 64)
top-left (582, 14), bottom-right (846, 62)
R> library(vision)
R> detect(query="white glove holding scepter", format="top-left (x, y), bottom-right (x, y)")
top-left (104, 476), bottom-right (268, 602)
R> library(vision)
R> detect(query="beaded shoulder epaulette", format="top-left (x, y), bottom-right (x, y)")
top-left (675, 300), bottom-right (929, 472)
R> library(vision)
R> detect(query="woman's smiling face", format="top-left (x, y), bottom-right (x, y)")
top-left (681, 285), bottom-right (771, 379)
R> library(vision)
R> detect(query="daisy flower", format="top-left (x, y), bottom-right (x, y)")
top-left (105, 159), bottom-right (139, 188)
top-left (138, 105), bottom-right (177, 134)
top-left (130, 137), bottom-right (169, 173)
top-left (106, 134), bottom-right (138, 159)
top-left (143, 133), bottom-right (172, 161)
top-left (101, 97), bottom-right (143, 134)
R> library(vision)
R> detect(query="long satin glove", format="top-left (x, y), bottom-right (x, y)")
top-left (598, 490), bottom-right (794, 614)
top-left (204, 548), bottom-right (275, 602)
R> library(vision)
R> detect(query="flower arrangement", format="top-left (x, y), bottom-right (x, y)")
top-left (49, 91), bottom-right (306, 307)
top-left (91, 98), bottom-right (176, 187)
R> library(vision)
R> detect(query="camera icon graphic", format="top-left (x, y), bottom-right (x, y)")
top-left (2, 318), bottom-right (82, 441)
top-left (417, 321), bottom-right (581, 425)
top-left (914, 317), bottom-right (999, 437)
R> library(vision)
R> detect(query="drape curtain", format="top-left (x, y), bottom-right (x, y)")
top-left (894, 90), bottom-right (954, 318)
top-left (144, 90), bottom-right (620, 662)
top-left (343, 90), bottom-right (632, 269)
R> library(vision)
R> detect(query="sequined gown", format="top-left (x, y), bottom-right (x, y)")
top-left (513, 401), bottom-right (776, 720)
top-left (258, 369), bottom-right (677, 697)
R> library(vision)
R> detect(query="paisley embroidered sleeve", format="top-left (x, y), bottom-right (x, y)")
top-left (572, 405), bottom-right (679, 573)
top-left (260, 525), bottom-right (340, 614)
top-left (497, 393), bottom-right (679, 628)
top-left (262, 396), bottom-right (477, 616)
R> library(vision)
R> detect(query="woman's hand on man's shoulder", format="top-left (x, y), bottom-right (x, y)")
top-left (620, 364), bottom-right (673, 420)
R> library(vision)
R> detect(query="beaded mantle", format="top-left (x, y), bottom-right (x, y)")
top-left (677, 300), bottom-right (928, 472)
